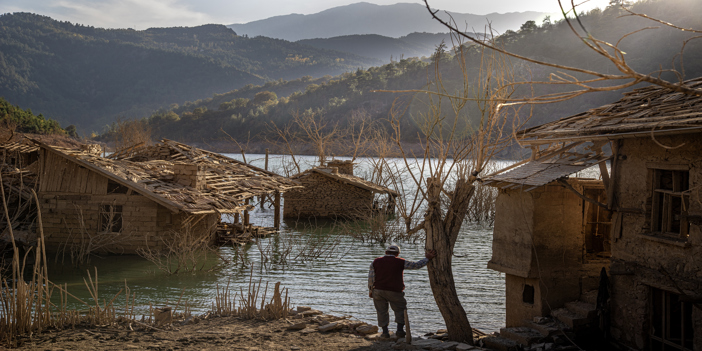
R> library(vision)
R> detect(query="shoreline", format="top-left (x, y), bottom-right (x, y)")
top-left (10, 306), bottom-right (489, 351)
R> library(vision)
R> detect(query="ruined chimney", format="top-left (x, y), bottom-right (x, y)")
top-left (331, 167), bottom-right (339, 175)
top-left (326, 160), bottom-right (354, 175)
top-left (172, 162), bottom-right (207, 190)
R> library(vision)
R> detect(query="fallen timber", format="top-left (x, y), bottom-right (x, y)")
top-left (215, 222), bottom-right (277, 246)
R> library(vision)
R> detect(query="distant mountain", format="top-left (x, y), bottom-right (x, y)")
top-left (298, 32), bottom-right (477, 62)
top-left (228, 2), bottom-right (546, 41)
top-left (145, 0), bottom-right (702, 146)
top-left (0, 13), bottom-right (379, 132)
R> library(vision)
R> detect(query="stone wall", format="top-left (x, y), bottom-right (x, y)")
top-left (609, 134), bottom-right (702, 350)
top-left (283, 172), bottom-right (373, 218)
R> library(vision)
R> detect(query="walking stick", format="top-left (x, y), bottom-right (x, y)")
top-left (404, 309), bottom-right (412, 344)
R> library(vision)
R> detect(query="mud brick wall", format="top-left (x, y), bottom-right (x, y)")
top-left (283, 172), bottom-right (372, 219)
top-left (172, 163), bottom-right (207, 190)
top-left (609, 134), bottom-right (702, 350)
top-left (326, 161), bottom-right (354, 175)
top-left (41, 193), bottom-right (166, 254)
top-left (490, 181), bottom-right (606, 327)
top-left (37, 151), bottom-right (217, 254)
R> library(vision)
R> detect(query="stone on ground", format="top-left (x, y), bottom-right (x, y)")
top-left (356, 324), bottom-right (378, 335)
top-left (286, 322), bottom-right (307, 330)
top-left (296, 306), bottom-right (312, 312)
top-left (318, 322), bottom-right (340, 332)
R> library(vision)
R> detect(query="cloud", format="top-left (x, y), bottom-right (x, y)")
top-left (2, 0), bottom-right (215, 29)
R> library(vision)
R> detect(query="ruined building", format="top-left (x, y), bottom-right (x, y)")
top-left (485, 79), bottom-right (702, 350)
top-left (284, 160), bottom-right (398, 219)
top-left (0, 139), bottom-right (299, 254)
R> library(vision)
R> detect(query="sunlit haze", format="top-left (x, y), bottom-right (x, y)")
top-left (1, 0), bottom-right (612, 30)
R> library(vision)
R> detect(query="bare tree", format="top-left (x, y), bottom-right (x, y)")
top-left (417, 0), bottom-right (702, 103)
top-left (377, 0), bottom-right (702, 343)
top-left (380, 35), bottom-right (529, 343)
top-left (267, 109), bottom-right (376, 172)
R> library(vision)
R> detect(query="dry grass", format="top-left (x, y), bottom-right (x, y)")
top-left (0, 188), bottom-right (133, 347)
top-left (212, 268), bottom-right (290, 321)
top-left (0, 158), bottom-right (294, 348)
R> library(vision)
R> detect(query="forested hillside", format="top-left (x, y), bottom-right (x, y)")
top-left (132, 0), bottom-right (702, 147)
top-left (298, 32), bottom-right (462, 62)
top-left (0, 98), bottom-right (65, 135)
top-left (0, 13), bottom-right (379, 133)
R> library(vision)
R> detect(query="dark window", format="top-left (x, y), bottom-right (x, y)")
top-left (523, 284), bottom-right (535, 304)
top-left (651, 169), bottom-right (690, 239)
top-left (583, 187), bottom-right (611, 259)
top-left (107, 180), bottom-right (129, 194)
top-left (650, 288), bottom-right (693, 350)
top-left (99, 205), bottom-right (123, 233)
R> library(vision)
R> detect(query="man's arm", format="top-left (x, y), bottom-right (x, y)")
top-left (404, 249), bottom-right (437, 269)
top-left (368, 262), bottom-right (375, 291)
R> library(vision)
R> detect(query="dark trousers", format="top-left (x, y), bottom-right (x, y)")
top-left (372, 289), bottom-right (406, 327)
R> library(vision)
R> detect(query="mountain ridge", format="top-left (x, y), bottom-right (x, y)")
top-left (0, 13), bottom-right (379, 132)
top-left (228, 2), bottom-right (546, 41)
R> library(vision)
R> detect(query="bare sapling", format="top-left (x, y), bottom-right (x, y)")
top-left (112, 118), bottom-right (152, 152)
top-left (55, 202), bottom-right (131, 266)
top-left (137, 215), bottom-right (224, 274)
top-left (233, 217), bottom-right (348, 269)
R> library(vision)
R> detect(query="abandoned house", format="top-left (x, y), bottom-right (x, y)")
top-left (0, 138), bottom-right (299, 254)
top-left (283, 160), bottom-right (398, 219)
top-left (485, 79), bottom-right (702, 350)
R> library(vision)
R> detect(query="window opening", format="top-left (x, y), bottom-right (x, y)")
top-left (523, 284), bottom-right (535, 304)
top-left (100, 205), bottom-right (123, 233)
top-left (650, 287), bottom-right (693, 351)
top-left (650, 169), bottom-right (690, 239)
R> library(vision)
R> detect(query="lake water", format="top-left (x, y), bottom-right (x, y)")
top-left (46, 154), bottom-right (508, 334)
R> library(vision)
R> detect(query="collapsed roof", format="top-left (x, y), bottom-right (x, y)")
top-left (517, 78), bottom-right (702, 145)
top-left (290, 167), bottom-right (399, 196)
top-left (30, 139), bottom-right (300, 214)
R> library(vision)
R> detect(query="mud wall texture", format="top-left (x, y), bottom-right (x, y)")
top-left (490, 182), bottom-right (606, 327)
top-left (609, 134), bottom-right (702, 350)
top-left (38, 151), bottom-right (217, 254)
top-left (283, 172), bottom-right (373, 219)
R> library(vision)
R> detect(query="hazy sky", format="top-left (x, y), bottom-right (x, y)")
top-left (1, 0), bottom-right (612, 30)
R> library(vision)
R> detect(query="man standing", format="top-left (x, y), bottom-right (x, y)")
top-left (368, 245), bottom-right (437, 338)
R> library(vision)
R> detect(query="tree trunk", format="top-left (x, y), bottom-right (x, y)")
top-left (424, 177), bottom-right (475, 344)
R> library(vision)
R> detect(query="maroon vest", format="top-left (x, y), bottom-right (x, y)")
top-left (373, 256), bottom-right (405, 292)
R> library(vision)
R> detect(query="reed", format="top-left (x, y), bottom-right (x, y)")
top-left (0, 187), bottom-right (138, 346)
top-left (212, 267), bottom-right (291, 321)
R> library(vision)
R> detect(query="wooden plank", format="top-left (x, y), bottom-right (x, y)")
top-left (39, 145), bottom-right (182, 213)
top-left (274, 191), bottom-right (281, 230)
